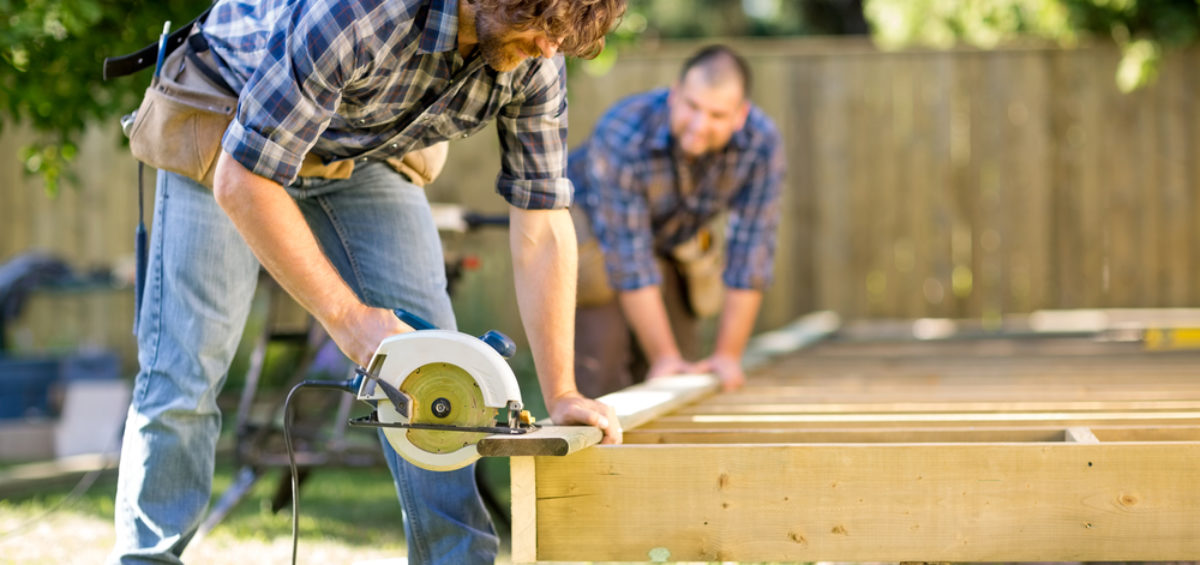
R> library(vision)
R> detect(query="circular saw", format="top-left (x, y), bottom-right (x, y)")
top-left (349, 319), bottom-right (535, 471)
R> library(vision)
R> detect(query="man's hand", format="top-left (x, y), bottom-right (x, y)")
top-left (646, 354), bottom-right (697, 380)
top-left (694, 353), bottom-right (745, 392)
top-left (321, 304), bottom-right (414, 367)
top-left (546, 391), bottom-right (622, 444)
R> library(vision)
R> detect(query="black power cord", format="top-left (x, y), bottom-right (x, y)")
top-left (282, 377), bottom-right (360, 565)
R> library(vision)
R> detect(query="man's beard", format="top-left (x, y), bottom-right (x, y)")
top-left (474, 12), bottom-right (524, 72)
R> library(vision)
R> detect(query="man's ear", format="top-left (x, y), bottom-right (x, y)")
top-left (734, 100), bottom-right (750, 130)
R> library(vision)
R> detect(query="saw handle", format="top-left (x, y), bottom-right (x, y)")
top-left (393, 308), bottom-right (437, 331)
top-left (392, 308), bottom-right (517, 359)
top-left (480, 330), bottom-right (516, 359)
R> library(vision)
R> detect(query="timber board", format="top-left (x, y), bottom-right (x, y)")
top-left (512, 314), bottom-right (1200, 563)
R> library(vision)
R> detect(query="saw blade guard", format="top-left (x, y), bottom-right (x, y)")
top-left (358, 330), bottom-right (522, 471)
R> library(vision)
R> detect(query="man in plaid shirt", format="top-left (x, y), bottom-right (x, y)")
top-left (109, 0), bottom-right (623, 563)
top-left (570, 45), bottom-right (785, 397)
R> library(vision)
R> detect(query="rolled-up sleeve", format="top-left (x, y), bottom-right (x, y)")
top-left (494, 54), bottom-right (572, 209)
top-left (221, 7), bottom-right (361, 186)
top-left (582, 140), bottom-right (661, 291)
top-left (723, 127), bottom-right (785, 290)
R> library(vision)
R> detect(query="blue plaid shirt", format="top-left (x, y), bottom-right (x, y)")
top-left (569, 88), bottom-right (784, 291)
top-left (200, 0), bottom-right (571, 209)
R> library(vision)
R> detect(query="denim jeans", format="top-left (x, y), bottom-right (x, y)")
top-left (110, 163), bottom-right (498, 564)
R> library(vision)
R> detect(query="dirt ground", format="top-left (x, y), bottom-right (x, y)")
top-left (0, 511), bottom-right (412, 564)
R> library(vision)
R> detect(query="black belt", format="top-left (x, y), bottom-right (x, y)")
top-left (102, 7), bottom-right (212, 80)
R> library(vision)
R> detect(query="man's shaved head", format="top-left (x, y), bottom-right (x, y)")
top-left (668, 45), bottom-right (753, 158)
top-left (678, 45), bottom-right (753, 101)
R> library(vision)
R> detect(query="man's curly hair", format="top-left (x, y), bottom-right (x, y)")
top-left (470, 0), bottom-right (627, 59)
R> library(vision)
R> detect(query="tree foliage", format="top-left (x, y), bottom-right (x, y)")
top-left (2, 0), bottom-right (866, 191)
top-left (0, 0), bottom-right (211, 193)
top-left (864, 0), bottom-right (1200, 92)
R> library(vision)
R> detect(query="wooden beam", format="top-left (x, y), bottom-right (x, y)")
top-left (482, 311), bottom-right (839, 457)
top-left (478, 374), bottom-right (718, 456)
top-left (477, 425), bottom-right (601, 457)
top-left (529, 443), bottom-right (1200, 562)
top-left (645, 411), bottom-right (1200, 427)
top-left (678, 399), bottom-right (1200, 414)
top-left (742, 310), bottom-right (840, 369)
top-left (1090, 424), bottom-right (1200, 442)
top-left (1064, 426), bottom-right (1100, 443)
top-left (624, 426), bottom-right (1073, 445)
top-left (509, 456), bottom-right (536, 564)
top-left (624, 425), bottom-right (1200, 445)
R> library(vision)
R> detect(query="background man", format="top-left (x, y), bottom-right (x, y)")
top-left (570, 45), bottom-right (785, 397)
top-left (109, 0), bottom-right (624, 563)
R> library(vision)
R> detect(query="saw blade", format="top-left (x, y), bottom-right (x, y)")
top-left (398, 361), bottom-right (495, 454)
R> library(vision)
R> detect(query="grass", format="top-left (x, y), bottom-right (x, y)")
top-left (0, 456), bottom-right (517, 564)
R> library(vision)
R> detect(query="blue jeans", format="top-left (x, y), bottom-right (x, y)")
top-left (109, 163), bottom-right (498, 564)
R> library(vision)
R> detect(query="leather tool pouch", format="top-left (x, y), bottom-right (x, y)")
top-left (572, 205), bottom-right (617, 308)
top-left (127, 42), bottom-right (236, 188)
top-left (666, 220), bottom-right (725, 319)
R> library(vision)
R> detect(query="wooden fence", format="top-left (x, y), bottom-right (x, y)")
top-left (2, 38), bottom-right (1197, 363)
top-left (566, 38), bottom-right (1200, 324)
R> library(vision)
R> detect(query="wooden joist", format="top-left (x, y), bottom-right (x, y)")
top-left (477, 374), bottom-right (717, 457)
top-left (479, 310), bottom-right (839, 457)
top-left (509, 311), bottom-right (1200, 563)
top-left (527, 443), bottom-right (1200, 562)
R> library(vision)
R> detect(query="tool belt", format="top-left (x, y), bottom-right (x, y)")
top-left (665, 221), bottom-right (725, 318)
top-left (573, 206), bottom-right (725, 318)
top-left (124, 31), bottom-right (235, 187)
top-left (109, 13), bottom-right (447, 188)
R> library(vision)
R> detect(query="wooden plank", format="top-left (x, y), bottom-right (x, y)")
top-left (1048, 48), bottom-right (1083, 309)
top-left (509, 456), bottom-right (536, 564)
top-left (626, 425), bottom-right (1200, 445)
top-left (741, 310), bottom-right (839, 369)
top-left (677, 399), bottom-right (1200, 415)
top-left (1009, 50), bottom-right (1052, 312)
top-left (947, 50), bottom-right (978, 317)
top-left (477, 426), bottom-right (601, 457)
top-left (1158, 52), bottom-right (1191, 306)
top-left (812, 53), bottom-right (853, 316)
top-left (784, 56), bottom-right (818, 319)
top-left (624, 426), bottom-right (1072, 445)
top-left (911, 51), bottom-right (953, 317)
top-left (646, 411), bottom-right (1200, 427)
top-left (0, 452), bottom-right (119, 496)
top-left (531, 443), bottom-right (1200, 562)
top-left (1064, 426), bottom-right (1099, 443)
top-left (1091, 424), bottom-right (1200, 442)
top-left (750, 55), bottom-right (802, 328)
top-left (483, 311), bottom-right (837, 456)
top-left (479, 374), bottom-right (718, 456)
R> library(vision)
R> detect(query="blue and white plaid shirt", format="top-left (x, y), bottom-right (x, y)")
top-left (201, 0), bottom-right (571, 209)
top-left (569, 88), bottom-right (785, 291)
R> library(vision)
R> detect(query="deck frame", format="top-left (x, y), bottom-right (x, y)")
top-left (509, 310), bottom-right (1200, 563)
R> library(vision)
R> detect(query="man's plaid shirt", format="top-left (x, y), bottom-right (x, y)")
top-left (568, 88), bottom-right (785, 291)
top-left (201, 0), bottom-right (571, 209)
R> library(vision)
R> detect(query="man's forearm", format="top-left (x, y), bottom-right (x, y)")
top-left (212, 151), bottom-right (361, 328)
top-left (617, 286), bottom-right (681, 362)
top-left (509, 207), bottom-right (578, 401)
top-left (712, 287), bottom-right (763, 360)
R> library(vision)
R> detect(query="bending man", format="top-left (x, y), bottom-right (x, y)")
top-left (571, 45), bottom-right (785, 397)
top-left (109, 0), bottom-right (624, 563)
